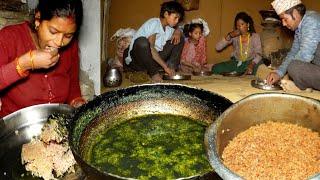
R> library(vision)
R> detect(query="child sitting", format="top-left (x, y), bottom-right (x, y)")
top-left (123, 1), bottom-right (185, 82)
top-left (180, 18), bottom-right (209, 74)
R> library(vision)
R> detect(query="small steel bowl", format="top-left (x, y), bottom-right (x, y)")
top-left (193, 70), bottom-right (212, 76)
top-left (162, 74), bottom-right (191, 80)
top-left (251, 79), bottom-right (282, 91)
top-left (221, 71), bottom-right (244, 77)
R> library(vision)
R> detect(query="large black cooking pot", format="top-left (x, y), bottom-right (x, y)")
top-left (68, 84), bottom-right (232, 179)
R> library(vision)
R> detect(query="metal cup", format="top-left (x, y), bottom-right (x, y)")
top-left (103, 67), bottom-right (122, 87)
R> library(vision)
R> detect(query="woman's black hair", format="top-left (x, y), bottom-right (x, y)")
top-left (160, 1), bottom-right (185, 22)
top-left (234, 12), bottom-right (256, 34)
top-left (285, 4), bottom-right (306, 20)
top-left (183, 23), bottom-right (204, 37)
top-left (32, 0), bottom-right (83, 33)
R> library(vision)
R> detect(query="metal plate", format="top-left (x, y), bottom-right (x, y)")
top-left (221, 71), bottom-right (244, 77)
top-left (163, 74), bottom-right (191, 80)
top-left (193, 70), bottom-right (212, 76)
top-left (251, 79), bottom-right (282, 90)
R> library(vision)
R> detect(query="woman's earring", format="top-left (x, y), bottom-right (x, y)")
top-left (247, 23), bottom-right (250, 31)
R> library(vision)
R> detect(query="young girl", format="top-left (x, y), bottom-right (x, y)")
top-left (180, 18), bottom-right (209, 74)
top-left (212, 12), bottom-right (262, 75)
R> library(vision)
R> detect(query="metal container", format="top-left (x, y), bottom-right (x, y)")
top-left (0, 104), bottom-right (74, 179)
top-left (103, 67), bottom-right (122, 87)
top-left (193, 70), bottom-right (212, 76)
top-left (221, 71), bottom-right (243, 77)
top-left (162, 74), bottom-right (191, 80)
top-left (251, 79), bottom-right (282, 90)
top-left (205, 93), bottom-right (320, 180)
top-left (69, 84), bottom-right (233, 179)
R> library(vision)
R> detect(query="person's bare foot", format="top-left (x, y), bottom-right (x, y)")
top-left (151, 73), bottom-right (163, 83)
top-left (280, 79), bottom-right (302, 92)
top-left (305, 88), bottom-right (313, 93)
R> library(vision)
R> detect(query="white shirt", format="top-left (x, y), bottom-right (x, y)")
top-left (125, 18), bottom-right (175, 64)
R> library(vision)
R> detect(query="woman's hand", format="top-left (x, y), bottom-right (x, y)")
top-left (229, 29), bottom-right (241, 37)
top-left (225, 30), bottom-right (240, 41)
top-left (34, 48), bottom-right (60, 69)
top-left (244, 62), bottom-right (255, 75)
top-left (18, 49), bottom-right (60, 70)
top-left (70, 97), bottom-right (86, 108)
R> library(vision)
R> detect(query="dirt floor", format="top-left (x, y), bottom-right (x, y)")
top-left (101, 73), bottom-right (320, 103)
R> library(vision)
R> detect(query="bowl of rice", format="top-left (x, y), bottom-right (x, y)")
top-left (205, 93), bottom-right (320, 180)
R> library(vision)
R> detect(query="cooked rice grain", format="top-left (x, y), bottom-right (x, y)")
top-left (222, 122), bottom-right (320, 180)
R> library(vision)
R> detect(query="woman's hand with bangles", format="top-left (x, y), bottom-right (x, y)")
top-left (17, 49), bottom-right (60, 70)
top-left (244, 62), bottom-right (255, 75)
top-left (225, 29), bottom-right (240, 41)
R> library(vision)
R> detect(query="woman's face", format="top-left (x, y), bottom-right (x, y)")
top-left (37, 16), bottom-right (77, 50)
top-left (236, 19), bottom-right (249, 35)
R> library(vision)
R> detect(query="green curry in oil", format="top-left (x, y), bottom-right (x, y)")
top-left (83, 114), bottom-right (212, 179)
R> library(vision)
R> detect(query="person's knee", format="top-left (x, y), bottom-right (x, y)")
top-left (134, 37), bottom-right (150, 49)
top-left (287, 61), bottom-right (304, 79)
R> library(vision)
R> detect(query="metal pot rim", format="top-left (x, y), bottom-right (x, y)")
top-left (69, 83), bottom-right (233, 179)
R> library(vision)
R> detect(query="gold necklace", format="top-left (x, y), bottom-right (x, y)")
top-left (239, 34), bottom-right (250, 61)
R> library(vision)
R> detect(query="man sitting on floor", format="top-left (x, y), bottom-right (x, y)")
top-left (266, 0), bottom-right (320, 92)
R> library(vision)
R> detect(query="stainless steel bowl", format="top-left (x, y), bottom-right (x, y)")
top-left (162, 74), bottom-right (191, 80)
top-left (205, 93), bottom-right (320, 180)
top-left (0, 104), bottom-right (74, 179)
top-left (103, 67), bottom-right (122, 87)
top-left (221, 71), bottom-right (244, 77)
top-left (251, 79), bottom-right (282, 90)
top-left (193, 70), bottom-right (212, 76)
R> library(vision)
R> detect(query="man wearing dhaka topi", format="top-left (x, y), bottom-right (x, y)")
top-left (266, 0), bottom-right (320, 92)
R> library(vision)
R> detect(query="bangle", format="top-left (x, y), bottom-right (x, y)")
top-left (29, 50), bottom-right (34, 70)
top-left (15, 58), bottom-right (30, 77)
top-left (70, 97), bottom-right (86, 107)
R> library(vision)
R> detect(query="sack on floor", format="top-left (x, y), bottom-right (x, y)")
top-left (110, 28), bottom-right (136, 67)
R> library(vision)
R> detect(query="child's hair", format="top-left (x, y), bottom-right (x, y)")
top-left (160, 1), bottom-right (185, 23)
top-left (32, 0), bottom-right (83, 33)
top-left (183, 23), bottom-right (204, 37)
top-left (234, 12), bottom-right (255, 34)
